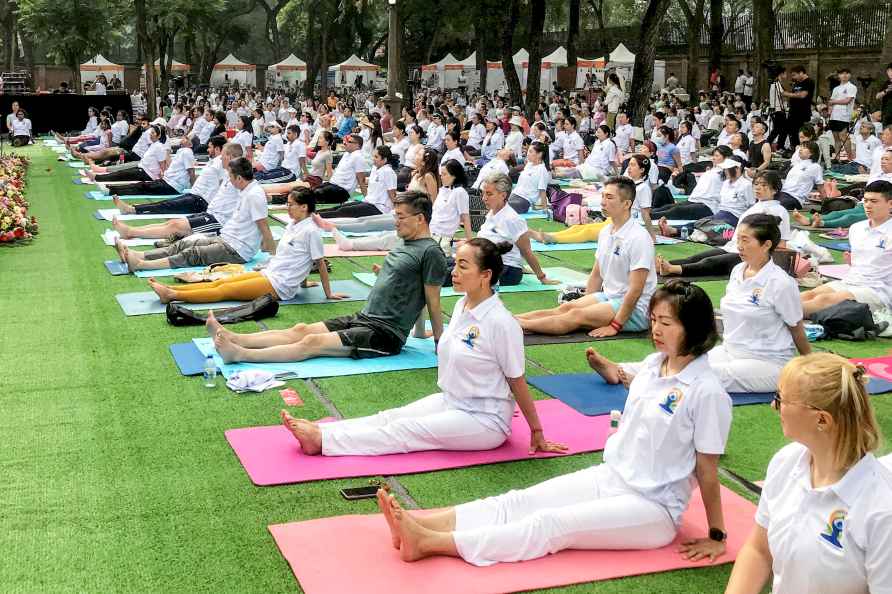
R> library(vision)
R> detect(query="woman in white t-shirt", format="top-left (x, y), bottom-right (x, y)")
top-left (508, 142), bottom-right (550, 213)
top-left (558, 124), bottom-right (617, 181)
top-left (779, 141), bottom-right (825, 210)
top-left (504, 116), bottom-right (525, 162)
top-left (726, 353), bottom-right (892, 594)
top-left (430, 159), bottom-right (473, 257)
top-left (318, 146), bottom-right (398, 219)
top-left (10, 110), bottom-right (32, 146)
top-left (471, 148), bottom-right (512, 190)
top-left (383, 280), bottom-right (732, 568)
top-left (389, 121), bottom-right (410, 167)
top-left (653, 145), bottom-right (732, 221)
top-left (232, 116), bottom-right (254, 160)
top-left (675, 121), bottom-right (698, 167)
top-left (148, 189), bottom-right (344, 304)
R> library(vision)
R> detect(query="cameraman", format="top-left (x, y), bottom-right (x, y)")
top-left (766, 65), bottom-right (789, 152)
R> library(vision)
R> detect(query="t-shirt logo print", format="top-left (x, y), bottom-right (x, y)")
top-left (877, 237), bottom-right (888, 250)
top-left (749, 288), bottom-right (763, 306)
top-left (612, 238), bottom-right (622, 256)
top-left (820, 509), bottom-right (847, 550)
top-left (462, 325), bottom-right (480, 349)
top-left (658, 388), bottom-right (684, 415)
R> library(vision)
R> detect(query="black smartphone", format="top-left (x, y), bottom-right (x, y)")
top-left (339, 485), bottom-right (381, 500)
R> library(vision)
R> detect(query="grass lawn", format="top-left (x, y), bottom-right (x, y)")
top-left (1, 145), bottom-right (889, 593)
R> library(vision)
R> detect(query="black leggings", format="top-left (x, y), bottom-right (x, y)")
top-left (95, 167), bottom-right (152, 183)
top-left (777, 192), bottom-right (802, 210)
top-left (113, 179), bottom-right (179, 196)
top-left (767, 111), bottom-right (788, 150)
top-left (134, 193), bottom-right (208, 215)
top-left (651, 201), bottom-right (713, 220)
top-left (319, 201), bottom-right (382, 218)
top-left (314, 182), bottom-right (350, 204)
top-left (669, 248), bottom-right (740, 277)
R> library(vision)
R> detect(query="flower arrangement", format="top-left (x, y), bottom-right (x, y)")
top-left (0, 156), bottom-right (37, 243)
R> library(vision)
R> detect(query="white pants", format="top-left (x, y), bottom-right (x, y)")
top-left (431, 233), bottom-right (454, 258)
top-left (453, 464), bottom-right (676, 566)
top-left (320, 393), bottom-right (506, 456)
top-left (707, 345), bottom-right (783, 393)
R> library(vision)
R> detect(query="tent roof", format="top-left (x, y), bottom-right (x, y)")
top-left (457, 52), bottom-right (477, 68)
top-left (81, 54), bottom-right (123, 70)
top-left (512, 48), bottom-right (528, 63)
top-left (577, 56), bottom-right (606, 68)
top-left (422, 53), bottom-right (461, 71)
top-left (330, 54), bottom-right (379, 71)
top-left (272, 53), bottom-right (307, 68)
top-left (608, 43), bottom-right (636, 64)
top-left (542, 46), bottom-right (568, 67)
top-left (214, 53), bottom-right (255, 68)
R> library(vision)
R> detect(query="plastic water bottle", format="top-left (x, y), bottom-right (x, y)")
top-left (680, 226), bottom-right (689, 241)
top-left (609, 410), bottom-right (622, 436)
top-left (809, 254), bottom-right (820, 273)
top-left (203, 355), bottom-right (217, 388)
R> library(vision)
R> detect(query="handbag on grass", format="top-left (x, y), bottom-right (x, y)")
top-left (166, 293), bottom-right (280, 326)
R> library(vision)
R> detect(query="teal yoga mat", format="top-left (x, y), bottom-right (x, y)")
top-left (67, 162), bottom-right (87, 168)
top-left (531, 239), bottom-right (596, 252)
top-left (116, 279), bottom-right (371, 316)
top-left (86, 190), bottom-right (172, 201)
top-left (103, 252), bottom-right (271, 277)
top-left (353, 266), bottom-right (589, 297)
top-left (192, 335), bottom-right (437, 379)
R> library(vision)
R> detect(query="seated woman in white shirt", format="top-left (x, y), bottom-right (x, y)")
top-left (87, 124), bottom-right (169, 183)
top-left (472, 118), bottom-right (505, 166)
top-left (471, 149), bottom-right (512, 191)
top-left (71, 118), bottom-right (113, 160)
top-left (108, 137), bottom-right (194, 196)
top-left (726, 353), bottom-right (892, 594)
top-left (507, 142), bottom-right (551, 213)
top-left (439, 130), bottom-right (466, 167)
top-left (317, 146), bottom-right (398, 219)
top-left (398, 125), bottom-right (426, 188)
top-left (148, 189), bottom-right (344, 304)
top-left (517, 177), bottom-right (655, 336)
top-left (504, 116), bottom-right (525, 162)
top-left (674, 121), bottom-right (698, 170)
top-left (463, 113), bottom-right (487, 156)
top-left (800, 180), bottom-right (892, 316)
top-left (778, 141), bottom-right (825, 210)
top-left (554, 125), bottom-right (617, 181)
top-left (231, 116), bottom-right (254, 160)
top-left (9, 109), bottom-right (32, 146)
top-left (379, 279), bottom-right (732, 566)
top-left (55, 107), bottom-right (99, 145)
top-left (280, 238), bottom-right (567, 459)
top-left (653, 145), bottom-right (733, 221)
top-left (429, 159), bottom-right (472, 257)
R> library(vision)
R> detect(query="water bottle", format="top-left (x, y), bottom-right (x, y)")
top-left (809, 254), bottom-right (819, 273)
top-left (203, 355), bottom-right (217, 388)
top-left (608, 410), bottom-right (622, 436)
top-left (680, 226), bottom-right (689, 241)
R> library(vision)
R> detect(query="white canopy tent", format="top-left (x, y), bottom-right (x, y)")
top-left (484, 48), bottom-right (528, 93)
top-left (270, 54), bottom-right (307, 87)
top-left (80, 55), bottom-right (124, 84)
top-left (142, 59), bottom-right (191, 74)
top-left (539, 46), bottom-right (568, 90)
top-left (575, 56), bottom-right (607, 88)
top-left (421, 53), bottom-right (461, 89)
top-left (605, 44), bottom-right (666, 90)
top-left (329, 54), bottom-right (380, 88)
top-left (211, 54), bottom-right (256, 86)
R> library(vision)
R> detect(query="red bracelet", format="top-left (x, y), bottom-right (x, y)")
top-left (609, 320), bottom-right (623, 332)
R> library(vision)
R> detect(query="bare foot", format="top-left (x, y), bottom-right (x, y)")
top-left (586, 347), bottom-right (621, 384)
top-left (312, 213), bottom-right (336, 231)
top-left (148, 278), bottom-right (176, 303)
top-left (114, 237), bottom-right (128, 263)
top-left (213, 331), bottom-right (244, 363)
top-left (112, 217), bottom-right (133, 239)
top-left (658, 217), bottom-right (675, 238)
top-left (113, 195), bottom-right (135, 214)
top-left (394, 506), bottom-right (433, 562)
top-left (811, 213), bottom-right (823, 228)
top-left (86, 170), bottom-right (97, 180)
top-left (279, 410), bottom-right (322, 454)
top-left (205, 310), bottom-right (225, 338)
top-left (792, 210), bottom-right (810, 226)
top-left (378, 490), bottom-right (401, 550)
top-left (655, 254), bottom-right (667, 276)
top-left (124, 247), bottom-right (141, 272)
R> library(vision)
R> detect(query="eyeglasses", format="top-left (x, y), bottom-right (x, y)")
top-left (772, 393), bottom-right (822, 411)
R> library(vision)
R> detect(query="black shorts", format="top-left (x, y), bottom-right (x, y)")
top-left (323, 314), bottom-right (404, 359)
top-left (828, 120), bottom-right (850, 133)
top-left (186, 213), bottom-right (221, 234)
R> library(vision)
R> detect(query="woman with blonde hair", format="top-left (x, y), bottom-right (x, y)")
top-left (725, 352), bottom-right (892, 594)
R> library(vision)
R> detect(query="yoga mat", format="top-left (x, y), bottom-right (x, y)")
top-left (821, 240), bottom-right (851, 252)
top-left (116, 279), bottom-right (371, 316)
top-left (86, 190), bottom-right (171, 201)
top-left (268, 485), bottom-right (754, 594)
top-left (170, 342), bottom-right (209, 376)
top-left (132, 252), bottom-right (271, 278)
top-left (523, 329), bottom-right (650, 346)
top-left (104, 260), bottom-right (129, 275)
top-left (352, 267), bottom-right (590, 297)
top-left (323, 245), bottom-right (388, 257)
top-left (818, 264), bottom-right (849, 280)
top-left (101, 229), bottom-right (157, 247)
top-left (226, 399), bottom-right (609, 486)
top-left (73, 178), bottom-right (90, 185)
top-left (520, 211), bottom-right (547, 220)
top-left (850, 356), bottom-right (892, 383)
top-left (67, 162), bottom-right (87, 169)
top-left (193, 335), bottom-right (437, 380)
top-left (530, 372), bottom-right (892, 417)
top-left (531, 239), bottom-right (596, 252)
top-left (95, 209), bottom-right (186, 221)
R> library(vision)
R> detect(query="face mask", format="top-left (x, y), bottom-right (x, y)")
top-left (654, 136), bottom-right (666, 147)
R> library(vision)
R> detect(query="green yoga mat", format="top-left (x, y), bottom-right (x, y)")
top-left (353, 266), bottom-right (589, 297)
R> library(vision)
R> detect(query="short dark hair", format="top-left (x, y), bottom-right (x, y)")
top-left (441, 159), bottom-right (468, 188)
top-left (392, 191), bottom-right (433, 223)
top-left (740, 213), bottom-right (782, 252)
top-left (865, 180), bottom-right (892, 200)
top-left (790, 64), bottom-right (807, 74)
top-left (465, 237), bottom-right (513, 287)
top-left (753, 169), bottom-right (782, 192)
top-left (799, 140), bottom-right (820, 162)
top-left (565, 116), bottom-right (577, 129)
top-left (649, 280), bottom-right (719, 358)
top-left (604, 176), bottom-right (636, 204)
top-left (289, 187), bottom-right (316, 213)
top-left (208, 135), bottom-right (227, 150)
top-left (228, 157), bottom-right (254, 180)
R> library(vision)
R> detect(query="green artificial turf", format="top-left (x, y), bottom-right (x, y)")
top-left (0, 147), bottom-right (888, 593)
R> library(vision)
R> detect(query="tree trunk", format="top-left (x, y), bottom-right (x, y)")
top-left (708, 0), bottom-right (723, 75)
top-left (627, 0), bottom-right (672, 126)
top-left (474, 20), bottom-right (488, 94)
top-left (525, 0), bottom-right (545, 119)
top-left (676, 0), bottom-right (705, 94)
top-left (135, 0), bottom-right (156, 119)
top-left (500, 0), bottom-right (523, 106)
top-left (319, 19), bottom-right (329, 97)
top-left (566, 0), bottom-right (580, 66)
top-left (752, 0), bottom-right (775, 100)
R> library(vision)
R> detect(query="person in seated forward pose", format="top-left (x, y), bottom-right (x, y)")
top-left (148, 189), bottom-right (346, 304)
top-left (725, 353), bottom-right (892, 594)
top-left (378, 281), bottom-right (732, 565)
top-left (207, 191), bottom-right (446, 363)
top-left (800, 180), bottom-right (892, 316)
top-left (279, 238), bottom-right (568, 457)
top-left (516, 177), bottom-right (655, 337)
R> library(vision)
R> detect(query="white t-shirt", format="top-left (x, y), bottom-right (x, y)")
top-left (467, 123), bottom-right (486, 150)
top-left (582, 138), bottom-right (616, 174)
top-left (717, 176), bottom-right (755, 218)
top-left (364, 164), bottom-right (398, 214)
top-left (605, 85), bottom-right (623, 112)
top-left (190, 156), bottom-right (224, 200)
top-left (259, 133), bottom-right (284, 171)
top-left (688, 167), bottom-right (723, 212)
top-left (162, 146), bottom-right (194, 192)
top-left (220, 180), bottom-right (269, 261)
top-left (677, 135), bottom-right (697, 166)
top-left (604, 352), bottom-right (731, 524)
top-left (631, 179), bottom-right (653, 221)
top-left (562, 131), bottom-right (585, 164)
top-left (724, 200), bottom-right (790, 254)
top-left (111, 120), bottom-right (129, 144)
top-left (513, 162), bottom-right (550, 203)
top-left (844, 218), bottom-right (892, 309)
top-left (439, 294), bottom-right (525, 434)
top-left (10, 118), bottom-right (31, 137)
top-left (472, 158), bottom-right (510, 190)
top-left (329, 150), bottom-right (367, 192)
top-left (429, 186), bottom-right (469, 236)
top-left (261, 217), bottom-right (324, 301)
top-left (477, 205), bottom-right (528, 269)
top-left (480, 128), bottom-right (505, 161)
top-left (614, 123), bottom-right (633, 152)
top-left (232, 130), bottom-right (253, 154)
top-left (505, 130), bottom-right (524, 160)
top-left (720, 260), bottom-right (802, 363)
top-left (595, 218), bottom-right (657, 320)
top-left (206, 180), bottom-right (241, 225)
top-left (756, 443), bottom-right (892, 594)
top-left (854, 135), bottom-right (881, 167)
top-left (282, 138), bottom-right (307, 177)
top-left (390, 136), bottom-right (410, 166)
top-left (425, 124), bottom-right (446, 150)
top-left (197, 119), bottom-right (214, 145)
top-left (139, 141), bottom-right (169, 180)
top-left (440, 147), bottom-right (464, 167)
top-left (781, 160), bottom-right (823, 201)
top-left (830, 81), bottom-right (857, 123)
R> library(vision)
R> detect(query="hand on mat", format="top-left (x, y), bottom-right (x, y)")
top-left (588, 325), bottom-right (618, 338)
top-left (529, 431), bottom-right (569, 455)
top-left (678, 538), bottom-right (725, 563)
top-left (538, 276), bottom-right (561, 285)
top-left (326, 292), bottom-right (350, 300)
top-left (371, 264), bottom-right (381, 274)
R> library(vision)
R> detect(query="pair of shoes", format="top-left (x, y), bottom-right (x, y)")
top-left (798, 271), bottom-right (823, 288)
top-left (871, 308), bottom-right (892, 338)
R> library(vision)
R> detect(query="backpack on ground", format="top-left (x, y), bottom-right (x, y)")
top-left (809, 300), bottom-right (887, 341)
top-left (166, 293), bottom-right (280, 326)
top-left (547, 185), bottom-right (583, 224)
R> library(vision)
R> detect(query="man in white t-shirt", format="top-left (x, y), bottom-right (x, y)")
top-left (281, 124), bottom-right (308, 180)
top-left (613, 112), bottom-right (634, 153)
top-left (828, 68), bottom-right (857, 154)
top-left (315, 134), bottom-right (368, 203)
top-left (253, 122), bottom-right (296, 184)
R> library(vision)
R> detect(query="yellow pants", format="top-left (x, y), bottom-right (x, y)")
top-left (546, 220), bottom-right (610, 243)
top-left (170, 271), bottom-right (277, 303)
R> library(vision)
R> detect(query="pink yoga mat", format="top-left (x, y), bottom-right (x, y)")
top-left (851, 356), bottom-right (892, 382)
top-left (225, 399), bottom-right (609, 486)
top-left (268, 485), bottom-right (756, 594)
top-left (818, 263), bottom-right (850, 280)
top-left (323, 245), bottom-right (388, 257)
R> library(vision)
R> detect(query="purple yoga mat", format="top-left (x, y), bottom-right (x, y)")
top-left (818, 263), bottom-right (849, 280)
top-left (225, 399), bottom-right (610, 485)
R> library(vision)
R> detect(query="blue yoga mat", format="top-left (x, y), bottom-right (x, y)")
top-left (520, 210), bottom-right (548, 220)
top-left (531, 240), bottom-right (596, 252)
top-left (116, 279), bottom-right (371, 316)
top-left (104, 252), bottom-right (271, 277)
top-left (171, 342), bottom-right (209, 375)
top-left (353, 266), bottom-right (589, 297)
top-left (822, 240), bottom-right (851, 252)
top-left (190, 335), bottom-right (437, 379)
top-left (529, 373), bottom-right (892, 417)
top-left (73, 178), bottom-right (89, 185)
top-left (104, 260), bottom-right (129, 275)
top-left (86, 190), bottom-right (171, 201)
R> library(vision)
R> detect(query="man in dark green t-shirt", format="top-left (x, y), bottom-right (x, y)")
top-left (209, 191), bottom-right (447, 362)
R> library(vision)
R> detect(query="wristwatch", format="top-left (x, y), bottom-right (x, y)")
top-left (709, 528), bottom-right (727, 543)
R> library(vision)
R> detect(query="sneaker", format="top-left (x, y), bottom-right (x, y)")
top-left (798, 271), bottom-right (823, 288)
top-left (871, 307), bottom-right (892, 338)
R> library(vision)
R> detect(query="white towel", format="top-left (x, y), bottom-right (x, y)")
top-left (225, 370), bottom-right (285, 393)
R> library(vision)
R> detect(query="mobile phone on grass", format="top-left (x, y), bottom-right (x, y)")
top-left (339, 485), bottom-right (381, 500)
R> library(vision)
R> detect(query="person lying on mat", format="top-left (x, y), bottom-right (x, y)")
top-left (516, 177), bottom-right (654, 336)
top-left (378, 280), bottom-right (732, 565)
top-left (87, 124), bottom-right (169, 184)
top-left (800, 180), bottom-right (892, 317)
top-left (725, 353), bottom-right (892, 594)
top-left (601, 214), bottom-right (810, 393)
top-left (111, 143), bottom-right (244, 242)
top-left (148, 189), bottom-right (345, 304)
top-left (278, 238), bottom-right (567, 457)
top-left (657, 171), bottom-right (790, 279)
top-left (82, 114), bottom-right (150, 167)
top-left (100, 136), bottom-right (195, 197)
top-left (443, 173), bottom-right (555, 288)
top-left (207, 191), bottom-right (446, 363)
top-left (115, 157), bottom-right (274, 272)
